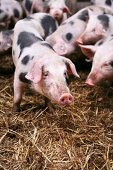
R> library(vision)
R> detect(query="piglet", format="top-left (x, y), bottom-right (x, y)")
top-left (79, 35), bottom-right (113, 86)
top-left (12, 13), bottom-right (79, 112)
top-left (44, 0), bottom-right (71, 25)
top-left (0, 0), bottom-right (23, 30)
top-left (77, 12), bottom-right (113, 45)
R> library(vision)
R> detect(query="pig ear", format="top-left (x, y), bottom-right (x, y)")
top-left (25, 62), bottom-right (42, 83)
top-left (63, 57), bottom-right (80, 78)
top-left (63, 7), bottom-right (71, 14)
top-left (95, 24), bottom-right (106, 35)
top-left (79, 44), bottom-right (97, 60)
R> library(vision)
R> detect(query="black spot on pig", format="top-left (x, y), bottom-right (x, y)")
top-left (78, 10), bottom-right (89, 22)
top-left (17, 31), bottom-right (43, 52)
top-left (98, 15), bottom-right (109, 29)
top-left (41, 42), bottom-right (54, 50)
top-left (21, 55), bottom-right (30, 65)
top-left (19, 72), bottom-right (31, 84)
top-left (31, 56), bottom-right (34, 60)
top-left (41, 15), bottom-right (57, 39)
top-left (13, 8), bottom-right (20, 18)
top-left (105, 0), bottom-right (112, 6)
top-left (25, 0), bottom-right (32, 12)
top-left (65, 33), bottom-right (73, 41)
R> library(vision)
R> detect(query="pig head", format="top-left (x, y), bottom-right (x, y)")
top-left (79, 40), bottom-right (113, 86)
top-left (77, 12), bottom-right (111, 45)
top-left (25, 55), bottom-right (79, 104)
top-left (44, 0), bottom-right (71, 24)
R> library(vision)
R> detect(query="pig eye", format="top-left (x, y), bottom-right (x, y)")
top-left (43, 71), bottom-right (49, 78)
top-left (64, 72), bottom-right (69, 84)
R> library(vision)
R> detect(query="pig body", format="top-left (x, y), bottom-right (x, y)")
top-left (81, 35), bottom-right (113, 86)
top-left (77, 13), bottom-right (113, 45)
top-left (12, 13), bottom-right (79, 112)
top-left (46, 5), bottom-right (113, 56)
top-left (0, 0), bottom-right (23, 30)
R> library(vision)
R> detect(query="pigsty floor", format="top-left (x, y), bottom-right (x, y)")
top-left (0, 53), bottom-right (113, 170)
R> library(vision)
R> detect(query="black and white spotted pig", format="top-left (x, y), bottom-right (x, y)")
top-left (46, 5), bottom-right (113, 56)
top-left (44, 0), bottom-right (71, 25)
top-left (0, 29), bottom-right (14, 54)
top-left (12, 13), bottom-right (79, 112)
top-left (77, 13), bottom-right (113, 45)
top-left (0, 0), bottom-right (23, 30)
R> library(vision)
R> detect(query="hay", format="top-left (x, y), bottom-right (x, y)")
top-left (0, 54), bottom-right (113, 170)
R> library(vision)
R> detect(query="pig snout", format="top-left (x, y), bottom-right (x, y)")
top-left (52, 10), bottom-right (62, 19)
top-left (59, 93), bottom-right (74, 106)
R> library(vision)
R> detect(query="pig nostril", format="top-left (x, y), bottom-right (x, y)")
top-left (69, 97), bottom-right (72, 101)
top-left (61, 98), bottom-right (65, 103)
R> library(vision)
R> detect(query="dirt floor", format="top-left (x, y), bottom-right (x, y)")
top-left (0, 53), bottom-right (113, 170)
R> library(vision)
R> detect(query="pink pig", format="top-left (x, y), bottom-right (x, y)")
top-left (12, 13), bottom-right (79, 112)
top-left (79, 35), bottom-right (113, 86)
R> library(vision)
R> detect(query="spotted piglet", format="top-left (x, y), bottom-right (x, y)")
top-left (0, 0), bottom-right (23, 30)
top-left (77, 13), bottom-right (113, 45)
top-left (45, 0), bottom-right (71, 25)
top-left (12, 13), bottom-right (79, 112)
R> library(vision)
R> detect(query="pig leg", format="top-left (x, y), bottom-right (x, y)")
top-left (13, 75), bottom-right (25, 112)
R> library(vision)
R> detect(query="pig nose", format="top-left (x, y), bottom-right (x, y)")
top-left (59, 93), bottom-right (74, 105)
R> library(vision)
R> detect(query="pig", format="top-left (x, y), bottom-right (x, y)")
top-left (12, 13), bottom-right (79, 112)
top-left (79, 35), bottom-right (113, 86)
top-left (22, 0), bottom-right (47, 17)
top-left (46, 5), bottom-right (113, 56)
top-left (0, 0), bottom-right (23, 30)
top-left (44, 0), bottom-right (71, 25)
top-left (0, 29), bottom-right (14, 54)
top-left (77, 12), bottom-right (113, 45)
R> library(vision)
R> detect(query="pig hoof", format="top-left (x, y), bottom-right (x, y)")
top-left (12, 105), bottom-right (20, 112)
